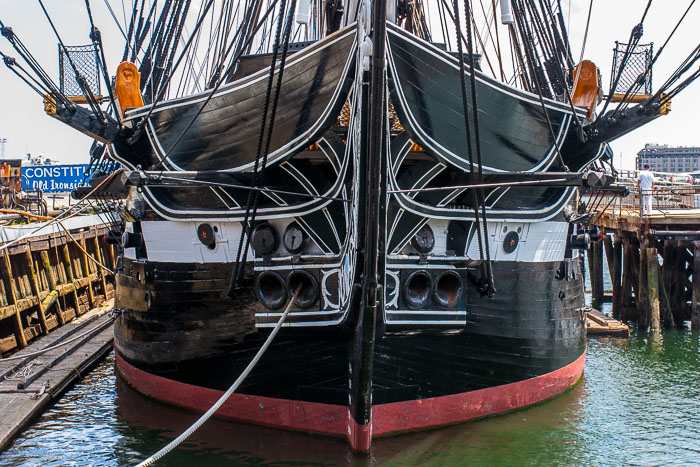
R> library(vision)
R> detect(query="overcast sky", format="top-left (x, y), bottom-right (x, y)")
top-left (0, 0), bottom-right (698, 169)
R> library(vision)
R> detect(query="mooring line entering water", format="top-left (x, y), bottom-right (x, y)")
top-left (136, 287), bottom-right (301, 467)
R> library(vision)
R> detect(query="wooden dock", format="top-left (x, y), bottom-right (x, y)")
top-left (588, 181), bottom-right (700, 330)
top-left (0, 301), bottom-right (114, 450)
top-left (0, 215), bottom-right (118, 449)
top-left (0, 215), bottom-right (116, 357)
top-left (585, 308), bottom-right (630, 337)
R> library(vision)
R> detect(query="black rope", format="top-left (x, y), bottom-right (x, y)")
top-left (126, 0), bottom-right (217, 138)
top-left (536, 0), bottom-right (584, 130)
top-left (463, 0), bottom-right (495, 295)
top-left (121, 0), bottom-right (140, 62)
top-left (452, 0), bottom-right (493, 295)
top-left (229, 0), bottom-right (298, 295)
top-left (0, 20), bottom-right (75, 109)
top-left (102, 0), bottom-right (128, 40)
top-left (598, 0), bottom-right (653, 119)
top-left (157, 0), bottom-right (193, 98)
top-left (85, 0), bottom-right (119, 119)
top-left (0, 50), bottom-right (50, 97)
top-left (619, 0), bottom-right (694, 111)
top-left (511, 1), bottom-right (568, 169)
top-left (134, 0), bottom-right (277, 161)
top-left (36, 0), bottom-right (105, 122)
top-left (132, 1), bottom-right (157, 63)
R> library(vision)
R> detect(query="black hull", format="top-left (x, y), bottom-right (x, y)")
top-left (114, 257), bottom-right (585, 405)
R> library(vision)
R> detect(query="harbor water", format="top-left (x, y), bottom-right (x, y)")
top-left (0, 315), bottom-right (698, 466)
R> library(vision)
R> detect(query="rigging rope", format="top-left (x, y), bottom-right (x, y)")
top-left (618, 0), bottom-right (695, 113)
top-left (0, 20), bottom-right (75, 109)
top-left (154, 175), bottom-right (350, 203)
top-left (598, 0), bottom-right (653, 119)
top-left (132, 0), bottom-right (277, 154)
top-left (230, 0), bottom-right (298, 295)
top-left (452, 0), bottom-right (494, 295)
top-left (136, 286), bottom-right (301, 467)
top-left (36, 0), bottom-right (105, 123)
top-left (463, 0), bottom-right (494, 295)
top-left (85, 0), bottom-right (119, 119)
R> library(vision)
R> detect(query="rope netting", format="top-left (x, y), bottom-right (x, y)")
top-left (58, 43), bottom-right (101, 96)
top-left (611, 41), bottom-right (653, 95)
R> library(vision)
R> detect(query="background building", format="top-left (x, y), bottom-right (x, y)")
top-left (636, 144), bottom-right (700, 173)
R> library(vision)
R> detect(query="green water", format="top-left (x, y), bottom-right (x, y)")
top-left (1, 327), bottom-right (699, 466)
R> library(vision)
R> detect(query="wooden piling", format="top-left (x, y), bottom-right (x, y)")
top-left (24, 248), bottom-right (48, 335)
top-left (588, 240), bottom-right (604, 309)
top-left (60, 242), bottom-right (81, 316)
top-left (79, 235), bottom-right (95, 308)
top-left (692, 241), bottom-right (700, 330)
top-left (612, 235), bottom-right (623, 320)
top-left (647, 248), bottom-right (661, 332)
top-left (591, 192), bottom-right (700, 328)
top-left (657, 261), bottom-right (675, 329)
top-left (40, 250), bottom-right (65, 326)
top-left (638, 242), bottom-right (649, 329)
top-left (620, 237), bottom-right (633, 314)
top-left (1, 251), bottom-right (27, 348)
top-left (92, 234), bottom-right (108, 297)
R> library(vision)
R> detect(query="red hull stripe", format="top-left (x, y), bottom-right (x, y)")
top-left (115, 349), bottom-right (585, 450)
top-left (372, 350), bottom-right (586, 436)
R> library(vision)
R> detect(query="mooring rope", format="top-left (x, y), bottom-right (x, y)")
top-left (136, 287), bottom-right (300, 467)
top-left (56, 220), bottom-right (115, 274)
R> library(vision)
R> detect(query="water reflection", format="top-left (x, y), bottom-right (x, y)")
top-left (1, 329), bottom-right (698, 466)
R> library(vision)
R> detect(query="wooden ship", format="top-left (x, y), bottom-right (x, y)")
top-left (2, 0), bottom-right (699, 451)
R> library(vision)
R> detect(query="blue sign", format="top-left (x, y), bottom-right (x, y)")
top-left (22, 165), bottom-right (91, 192)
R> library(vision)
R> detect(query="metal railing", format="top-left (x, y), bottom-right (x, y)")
top-left (584, 170), bottom-right (700, 223)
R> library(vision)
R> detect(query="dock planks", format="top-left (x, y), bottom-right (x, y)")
top-left (585, 308), bottom-right (630, 337)
top-left (0, 301), bottom-right (114, 451)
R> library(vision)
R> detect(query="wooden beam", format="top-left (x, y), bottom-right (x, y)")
top-left (647, 248), bottom-right (661, 332)
top-left (621, 237), bottom-right (633, 311)
top-left (92, 235), bottom-right (108, 299)
top-left (24, 249), bottom-right (48, 335)
top-left (589, 241), bottom-right (604, 309)
top-left (79, 234), bottom-right (95, 308)
top-left (1, 250), bottom-right (26, 348)
top-left (692, 241), bottom-right (700, 330)
top-left (612, 235), bottom-right (623, 320)
top-left (40, 250), bottom-right (65, 326)
top-left (60, 243), bottom-right (81, 316)
top-left (656, 259), bottom-right (675, 329)
top-left (638, 241), bottom-right (648, 329)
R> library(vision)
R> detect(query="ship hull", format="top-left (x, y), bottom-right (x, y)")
top-left (114, 255), bottom-right (586, 450)
top-left (115, 349), bottom-right (584, 451)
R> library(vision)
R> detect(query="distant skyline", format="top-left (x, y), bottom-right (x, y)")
top-left (0, 0), bottom-right (698, 169)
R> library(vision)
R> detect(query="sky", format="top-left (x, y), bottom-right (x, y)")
top-left (0, 0), bottom-right (698, 169)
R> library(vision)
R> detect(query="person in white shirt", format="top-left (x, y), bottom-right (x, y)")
top-left (637, 164), bottom-right (655, 216)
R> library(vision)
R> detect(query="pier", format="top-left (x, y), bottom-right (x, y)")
top-left (0, 216), bottom-right (116, 355)
top-left (588, 173), bottom-right (700, 330)
top-left (0, 303), bottom-right (113, 450)
top-left (0, 216), bottom-right (117, 449)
